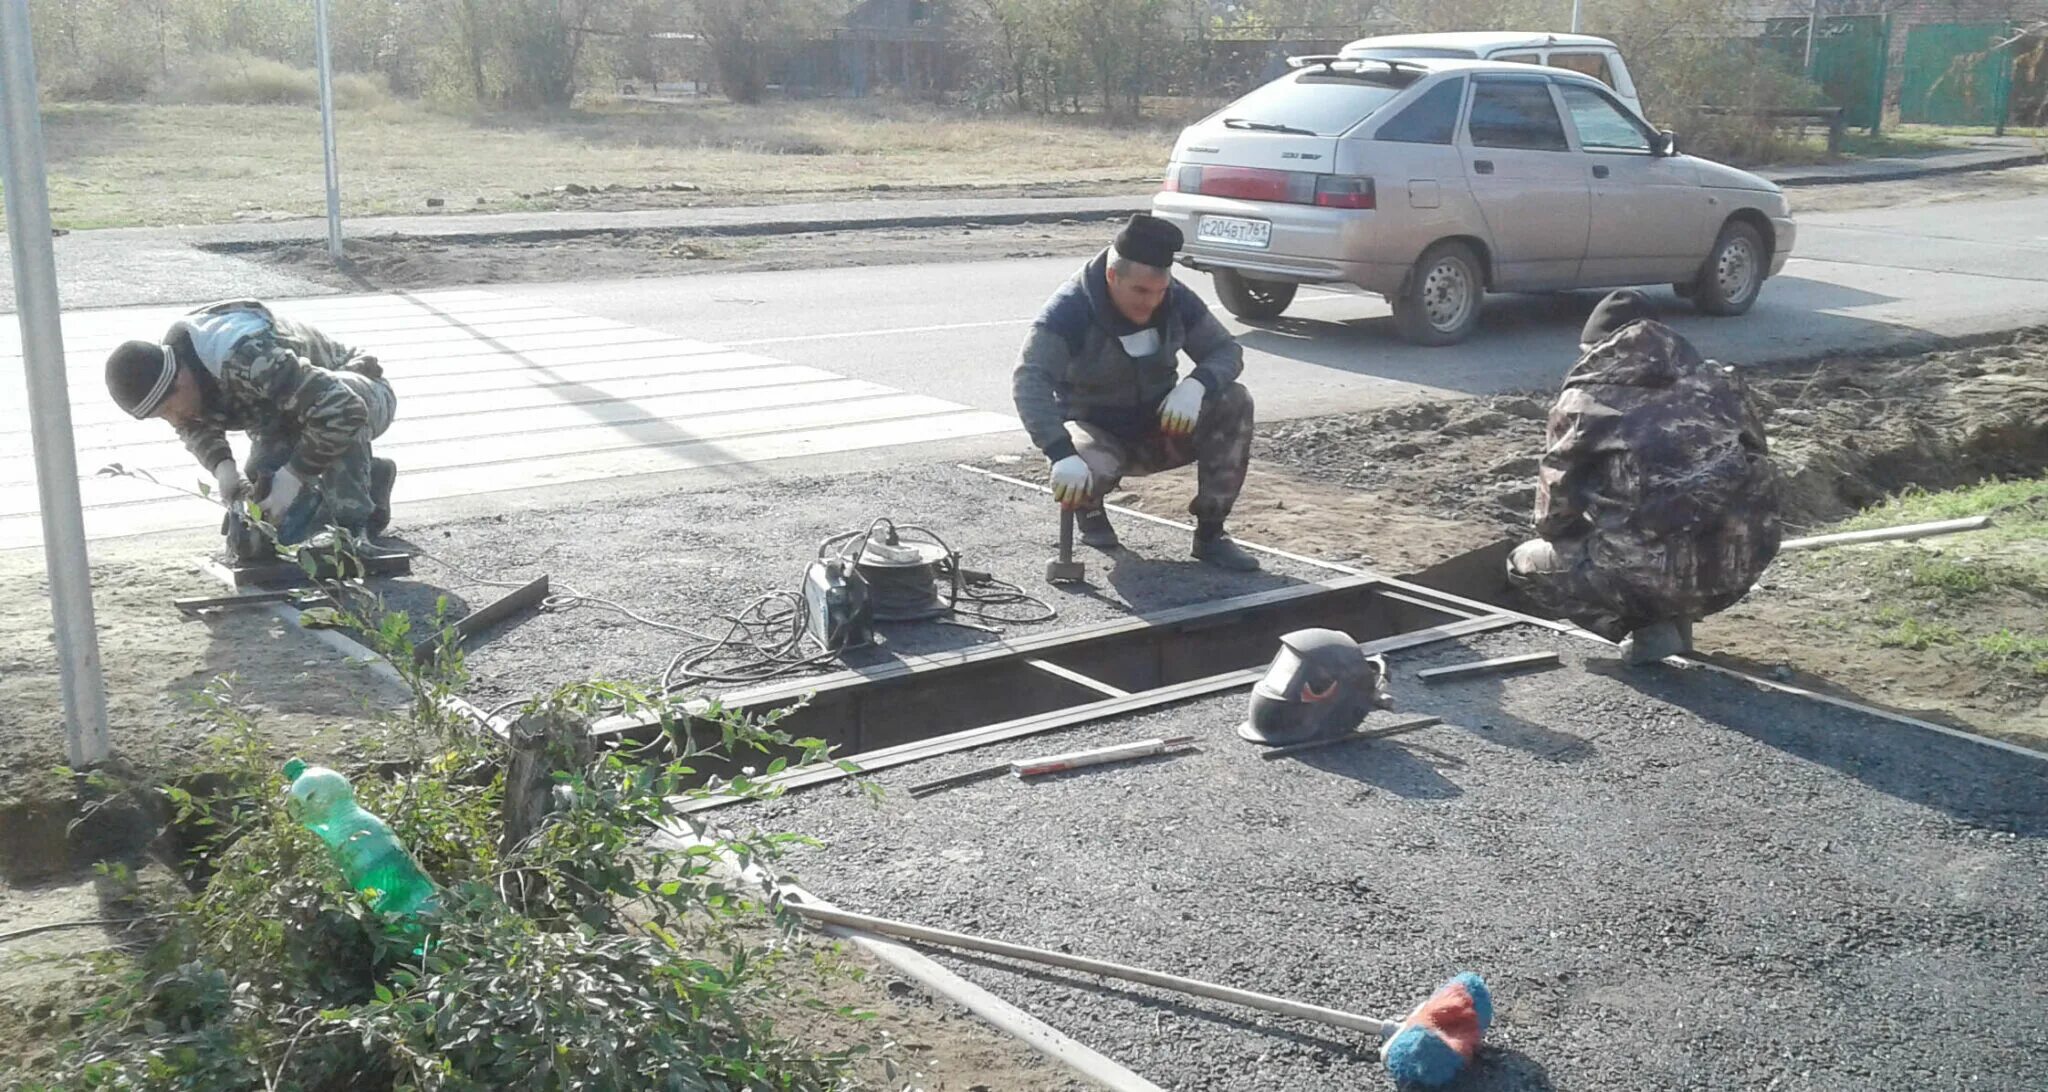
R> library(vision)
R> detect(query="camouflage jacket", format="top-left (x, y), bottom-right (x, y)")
top-left (167, 300), bottom-right (379, 479)
top-left (1534, 320), bottom-right (1782, 618)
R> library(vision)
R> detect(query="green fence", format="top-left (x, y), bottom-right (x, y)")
top-left (1761, 14), bottom-right (1891, 131)
top-left (1899, 23), bottom-right (2014, 127)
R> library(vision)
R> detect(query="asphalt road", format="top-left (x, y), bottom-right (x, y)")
top-left (494, 192), bottom-right (2048, 423)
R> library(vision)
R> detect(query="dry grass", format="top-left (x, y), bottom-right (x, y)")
top-left (26, 98), bottom-right (1180, 230)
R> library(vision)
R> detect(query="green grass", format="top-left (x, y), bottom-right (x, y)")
top-left (1905, 554), bottom-right (1999, 596)
top-left (1838, 476), bottom-right (2048, 533)
top-left (1977, 629), bottom-right (2048, 678)
top-left (1873, 610), bottom-right (1961, 650)
top-left (8, 98), bottom-right (1178, 230)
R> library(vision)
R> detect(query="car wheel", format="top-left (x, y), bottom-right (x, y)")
top-left (1212, 269), bottom-right (1297, 321)
top-left (1693, 220), bottom-right (1766, 316)
top-left (1392, 241), bottom-right (1484, 346)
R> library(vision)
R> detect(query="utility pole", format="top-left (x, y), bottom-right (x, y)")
top-left (1571, 0), bottom-right (1582, 34)
top-left (1804, 0), bottom-right (1820, 74)
top-left (313, 0), bottom-right (343, 261)
top-left (0, 0), bottom-right (112, 767)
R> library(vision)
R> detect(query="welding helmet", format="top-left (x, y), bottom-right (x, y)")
top-left (1237, 628), bottom-right (1391, 745)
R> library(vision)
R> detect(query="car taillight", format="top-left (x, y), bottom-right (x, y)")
top-left (1314, 175), bottom-right (1376, 209)
top-left (1160, 166), bottom-right (1178, 192)
top-left (1173, 166), bottom-right (1373, 210)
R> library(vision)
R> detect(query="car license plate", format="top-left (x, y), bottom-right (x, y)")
top-left (1196, 216), bottom-right (1271, 249)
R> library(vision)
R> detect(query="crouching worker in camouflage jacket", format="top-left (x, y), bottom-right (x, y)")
top-left (1507, 290), bottom-right (1782, 664)
top-left (1013, 213), bottom-right (1261, 571)
top-left (104, 300), bottom-right (398, 546)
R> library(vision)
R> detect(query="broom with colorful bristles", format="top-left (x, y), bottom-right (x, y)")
top-left (787, 899), bottom-right (1493, 1087)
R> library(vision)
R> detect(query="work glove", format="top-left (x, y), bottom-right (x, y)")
top-left (1049, 454), bottom-right (1094, 508)
top-left (1158, 376), bottom-right (1206, 437)
top-left (210, 460), bottom-right (248, 505)
top-left (256, 466), bottom-right (305, 524)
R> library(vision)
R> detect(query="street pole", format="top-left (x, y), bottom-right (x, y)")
top-left (313, 0), bottom-right (343, 262)
top-left (1804, 0), bottom-right (1819, 74)
top-left (1571, 0), bottom-right (1581, 34)
top-left (0, 0), bottom-right (112, 767)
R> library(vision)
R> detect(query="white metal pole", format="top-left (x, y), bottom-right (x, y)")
top-left (0, 0), bottom-right (112, 767)
top-left (313, 0), bottom-right (343, 261)
top-left (1571, 0), bottom-right (1582, 34)
top-left (1804, 0), bottom-right (1819, 74)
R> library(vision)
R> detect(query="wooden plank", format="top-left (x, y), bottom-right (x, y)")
top-left (1416, 650), bottom-right (1561, 683)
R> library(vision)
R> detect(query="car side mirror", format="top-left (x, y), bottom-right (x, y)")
top-left (1654, 130), bottom-right (1678, 156)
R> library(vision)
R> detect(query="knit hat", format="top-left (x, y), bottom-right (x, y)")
top-left (105, 340), bottom-right (178, 419)
top-left (1113, 213), bottom-right (1184, 270)
top-left (1580, 289), bottom-right (1653, 349)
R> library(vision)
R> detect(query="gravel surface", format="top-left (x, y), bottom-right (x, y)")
top-left (381, 464), bottom-right (1331, 705)
top-left (738, 625), bottom-right (2048, 1091)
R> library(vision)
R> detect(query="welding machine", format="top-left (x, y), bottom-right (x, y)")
top-left (801, 553), bottom-right (873, 653)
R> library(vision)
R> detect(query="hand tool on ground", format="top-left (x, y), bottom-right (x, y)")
top-left (1046, 507), bottom-right (1086, 585)
top-left (1256, 715), bottom-right (1442, 760)
top-left (908, 735), bottom-right (1197, 797)
top-left (783, 899), bottom-right (1492, 1088)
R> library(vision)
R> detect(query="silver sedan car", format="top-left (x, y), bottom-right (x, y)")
top-left (1151, 56), bottom-right (1795, 345)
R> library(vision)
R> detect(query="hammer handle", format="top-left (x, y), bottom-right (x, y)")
top-left (1059, 506), bottom-right (1075, 563)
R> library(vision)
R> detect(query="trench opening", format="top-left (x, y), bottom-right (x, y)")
top-left (616, 578), bottom-right (1486, 773)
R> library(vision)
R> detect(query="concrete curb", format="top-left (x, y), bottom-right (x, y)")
top-left (1764, 148), bottom-right (2046, 187)
top-left (197, 203), bottom-right (1150, 254)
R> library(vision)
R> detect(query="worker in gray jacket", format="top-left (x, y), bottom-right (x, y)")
top-left (1012, 213), bottom-right (1259, 571)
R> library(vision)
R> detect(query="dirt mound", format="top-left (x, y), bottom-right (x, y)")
top-left (1254, 330), bottom-right (2048, 537)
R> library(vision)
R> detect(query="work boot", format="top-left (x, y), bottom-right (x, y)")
top-left (368, 457), bottom-right (397, 539)
top-left (1077, 507), bottom-right (1119, 550)
top-left (1619, 620), bottom-right (1688, 665)
top-left (1193, 522), bottom-right (1261, 572)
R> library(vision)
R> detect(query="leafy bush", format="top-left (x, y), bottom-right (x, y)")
top-left (28, 579), bottom-right (868, 1091)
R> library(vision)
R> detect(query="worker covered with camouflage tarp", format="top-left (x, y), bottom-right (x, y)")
top-left (1507, 290), bottom-right (1782, 664)
top-left (104, 299), bottom-right (398, 546)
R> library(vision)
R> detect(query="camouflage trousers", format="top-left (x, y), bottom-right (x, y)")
top-left (244, 365), bottom-right (397, 539)
top-left (1065, 382), bottom-right (1253, 524)
top-left (1509, 532), bottom-right (1755, 642)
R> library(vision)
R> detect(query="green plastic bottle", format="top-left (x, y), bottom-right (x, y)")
top-left (283, 759), bottom-right (439, 916)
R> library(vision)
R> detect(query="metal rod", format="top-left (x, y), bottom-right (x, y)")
top-left (1804, 0), bottom-right (1819, 74)
top-left (1, 0), bottom-right (111, 768)
top-left (1417, 651), bottom-right (1561, 683)
top-left (1571, 0), bottom-right (1582, 34)
top-left (1258, 716), bottom-right (1441, 760)
top-left (1779, 515), bottom-right (1992, 552)
top-left (787, 901), bottom-right (1399, 1038)
top-left (312, 0), bottom-right (343, 262)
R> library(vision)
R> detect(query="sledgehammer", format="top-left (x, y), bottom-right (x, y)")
top-left (1045, 507), bottom-right (1086, 585)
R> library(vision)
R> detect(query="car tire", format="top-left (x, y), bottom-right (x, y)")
top-left (1392, 241), bottom-right (1485, 346)
top-left (1212, 269), bottom-right (1297, 321)
top-left (1692, 220), bottom-right (1766, 316)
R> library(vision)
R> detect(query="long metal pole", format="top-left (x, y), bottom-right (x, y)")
top-left (1571, 0), bottom-right (1581, 34)
top-left (0, 0), bottom-right (111, 767)
top-left (1804, 0), bottom-right (1819, 74)
top-left (312, 0), bottom-right (343, 261)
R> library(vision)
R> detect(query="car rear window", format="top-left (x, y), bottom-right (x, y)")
top-left (1376, 77), bottom-right (1465, 144)
top-left (1218, 72), bottom-right (1410, 137)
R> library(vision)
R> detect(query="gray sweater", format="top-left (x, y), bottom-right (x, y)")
top-left (1012, 250), bottom-right (1245, 462)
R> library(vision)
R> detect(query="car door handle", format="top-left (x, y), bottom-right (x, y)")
top-left (1473, 160), bottom-right (1494, 175)
top-left (1592, 164), bottom-right (1610, 179)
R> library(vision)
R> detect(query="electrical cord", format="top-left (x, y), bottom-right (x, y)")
top-left (410, 519), bottom-right (1057, 700)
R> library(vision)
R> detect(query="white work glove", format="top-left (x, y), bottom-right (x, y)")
top-left (210, 460), bottom-right (248, 505)
top-left (1158, 376), bottom-right (1206, 437)
top-left (1049, 455), bottom-right (1094, 508)
top-left (258, 466), bottom-right (304, 522)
